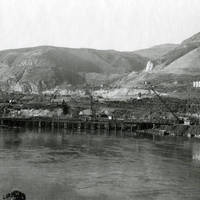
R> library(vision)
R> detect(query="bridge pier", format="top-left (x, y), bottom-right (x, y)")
top-left (114, 123), bottom-right (117, 136)
top-left (38, 121), bottom-right (41, 128)
top-left (90, 123), bottom-right (95, 130)
top-left (0, 117), bottom-right (171, 136)
top-left (120, 124), bottom-right (124, 137)
top-left (0, 119), bottom-right (3, 126)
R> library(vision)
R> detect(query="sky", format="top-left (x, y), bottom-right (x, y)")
top-left (0, 0), bottom-right (200, 51)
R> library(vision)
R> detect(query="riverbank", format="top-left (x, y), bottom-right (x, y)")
top-left (140, 124), bottom-right (200, 138)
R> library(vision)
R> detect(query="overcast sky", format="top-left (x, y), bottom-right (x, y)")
top-left (0, 0), bottom-right (200, 51)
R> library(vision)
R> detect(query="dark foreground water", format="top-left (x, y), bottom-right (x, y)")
top-left (0, 128), bottom-right (200, 200)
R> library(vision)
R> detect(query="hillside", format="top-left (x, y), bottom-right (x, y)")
top-left (113, 32), bottom-right (200, 99)
top-left (134, 44), bottom-right (178, 60)
top-left (1, 32), bottom-right (200, 98)
top-left (0, 46), bottom-right (148, 93)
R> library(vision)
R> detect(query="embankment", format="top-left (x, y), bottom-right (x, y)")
top-left (159, 124), bottom-right (200, 137)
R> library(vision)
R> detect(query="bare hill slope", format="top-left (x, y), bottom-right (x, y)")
top-left (0, 46), bottom-right (148, 92)
top-left (115, 32), bottom-right (200, 98)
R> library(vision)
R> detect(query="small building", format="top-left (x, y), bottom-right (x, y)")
top-left (51, 96), bottom-right (71, 104)
top-left (79, 109), bottom-right (93, 120)
top-left (79, 109), bottom-right (92, 116)
top-left (183, 117), bottom-right (191, 125)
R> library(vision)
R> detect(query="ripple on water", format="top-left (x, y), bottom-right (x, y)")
top-left (0, 130), bottom-right (200, 200)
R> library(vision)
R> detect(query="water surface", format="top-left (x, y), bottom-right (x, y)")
top-left (0, 128), bottom-right (200, 200)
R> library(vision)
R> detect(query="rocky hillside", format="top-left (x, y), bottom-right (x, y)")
top-left (0, 46), bottom-right (148, 93)
top-left (115, 32), bottom-right (200, 99)
top-left (1, 32), bottom-right (200, 98)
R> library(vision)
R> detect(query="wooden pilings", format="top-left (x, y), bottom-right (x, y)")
top-left (38, 121), bottom-right (41, 128)
top-left (0, 117), bottom-right (169, 137)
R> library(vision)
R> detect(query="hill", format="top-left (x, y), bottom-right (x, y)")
top-left (0, 46), bottom-right (148, 93)
top-left (113, 32), bottom-right (200, 99)
top-left (1, 32), bottom-right (200, 99)
top-left (134, 44), bottom-right (178, 60)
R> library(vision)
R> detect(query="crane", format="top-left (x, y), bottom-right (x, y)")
top-left (144, 81), bottom-right (183, 124)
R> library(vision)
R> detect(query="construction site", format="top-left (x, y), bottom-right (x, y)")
top-left (1, 81), bottom-right (200, 138)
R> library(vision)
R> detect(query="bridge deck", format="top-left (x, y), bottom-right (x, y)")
top-left (0, 116), bottom-right (172, 131)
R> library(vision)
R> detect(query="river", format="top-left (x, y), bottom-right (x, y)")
top-left (0, 128), bottom-right (200, 200)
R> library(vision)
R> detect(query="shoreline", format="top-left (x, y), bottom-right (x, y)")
top-left (0, 116), bottom-right (200, 139)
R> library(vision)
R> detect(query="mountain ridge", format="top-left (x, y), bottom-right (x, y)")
top-left (115, 32), bottom-right (200, 99)
top-left (1, 32), bottom-right (200, 98)
top-left (0, 45), bottom-right (148, 93)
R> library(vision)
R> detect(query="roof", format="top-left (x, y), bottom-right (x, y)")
top-left (79, 109), bottom-right (92, 116)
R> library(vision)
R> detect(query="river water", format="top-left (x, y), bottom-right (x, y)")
top-left (0, 128), bottom-right (200, 200)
